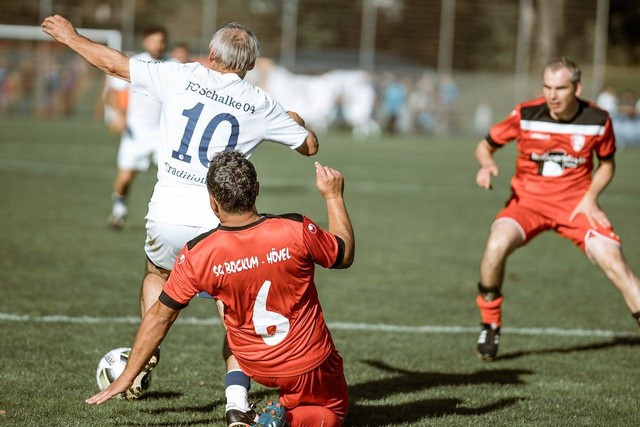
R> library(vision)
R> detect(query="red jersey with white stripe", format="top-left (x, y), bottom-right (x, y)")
top-left (487, 96), bottom-right (616, 200)
top-left (160, 213), bottom-right (344, 377)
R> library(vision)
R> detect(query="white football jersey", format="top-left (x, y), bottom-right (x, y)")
top-left (129, 59), bottom-right (309, 227)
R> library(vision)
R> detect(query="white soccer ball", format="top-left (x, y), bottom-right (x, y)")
top-left (95, 347), bottom-right (151, 400)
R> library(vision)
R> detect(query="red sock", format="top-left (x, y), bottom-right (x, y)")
top-left (476, 295), bottom-right (504, 326)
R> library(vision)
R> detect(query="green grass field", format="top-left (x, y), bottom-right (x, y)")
top-left (1, 115), bottom-right (639, 426)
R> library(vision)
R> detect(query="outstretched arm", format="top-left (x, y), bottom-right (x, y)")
top-left (42, 15), bottom-right (130, 81)
top-left (85, 301), bottom-right (179, 405)
top-left (475, 139), bottom-right (499, 190)
top-left (315, 162), bottom-right (354, 268)
top-left (288, 111), bottom-right (319, 156)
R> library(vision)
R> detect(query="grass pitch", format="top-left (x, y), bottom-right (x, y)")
top-left (1, 115), bottom-right (639, 426)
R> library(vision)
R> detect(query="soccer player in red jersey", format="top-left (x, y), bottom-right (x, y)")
top-left (474, 57), bottom-right (640, 361)
top-left (86, 151), bottom-right (354, 427)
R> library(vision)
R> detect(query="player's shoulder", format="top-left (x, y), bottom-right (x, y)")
top-left (575, 98), bottom-right (610, 125)
top-left (518, 96), bottom-right (548, 119)
top-left (262, 213), bottom-right (305, 223)
top-left (186, 228), bottom-right (218, 250)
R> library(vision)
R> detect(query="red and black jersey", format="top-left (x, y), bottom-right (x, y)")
top-left (487, 96), bottom-right (615, 200)
top-left (160, 213), bottom-right (344, 377)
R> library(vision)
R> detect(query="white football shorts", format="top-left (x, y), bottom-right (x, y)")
top-left (144, 220), bottom-right (213, 270)
top-left (116, 130), bottom-right (158, 171)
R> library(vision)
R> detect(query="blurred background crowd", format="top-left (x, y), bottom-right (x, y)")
top-left (1, 0), bottom-right (640, 144)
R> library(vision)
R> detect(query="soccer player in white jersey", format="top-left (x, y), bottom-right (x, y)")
top-left (42, 15), bottom-right (318, 426)
top-left (105, 26), bottom-right (174, 230)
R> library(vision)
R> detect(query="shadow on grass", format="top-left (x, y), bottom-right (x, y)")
top-left (345, 397), bottom-right (522, 426)
top-left (127, 361), bottom-right (530, 425)
top-left (497, 336), bottom-right (640, 361)
top-left (137, 390), bottom-right (182, 401)
top-left (139, 388), bottom-right (275, 417)
top-left (342, 360), bottom-right (529, 425)
top-left (351, 360), bottom-right (531, 400)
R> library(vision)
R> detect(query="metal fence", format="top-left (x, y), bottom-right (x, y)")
top-left (0, 0), bottom-right (622, 136)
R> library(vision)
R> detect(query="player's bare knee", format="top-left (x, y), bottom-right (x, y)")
top-left (484, 235), bottom-right (515, 260)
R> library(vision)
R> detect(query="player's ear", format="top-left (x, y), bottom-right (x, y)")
top-left (255, 181), bottom-right (260, 197)
top-left (209, 194), bottom-right (221, 217)
top-left (575, 81), bottom-right (583, 97)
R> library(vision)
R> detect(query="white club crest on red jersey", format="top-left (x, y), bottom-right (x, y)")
top-left (307, 223), bottom-right (317, 234)
top-left (177, 254), bottom-right (186, 265)
top-left (571, 134), bottom-right (586, 152)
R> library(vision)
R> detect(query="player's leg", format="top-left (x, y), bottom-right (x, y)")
top-left (476, 219), bottom-right (524, 360)
top-left (108, 168), bottom-right (136, 229)
top-left (556, 208), bottom-right (640, 330)
top-left (141, 258), bottom-right (170, 315)
top-left (109, 133), bottom-right (150, 229)
top-left (587, 236), bottom-right (640, 329)
top-left (218, 300), bottom-right (256, 427)
top-left (286, 406), bottom-right (342, 427)
top-left (135, 221), bottom-right (199, 396)
top-left (475, 194), bottom-right (556, 361)
top-left (253, 350), bottom-right (349, 427)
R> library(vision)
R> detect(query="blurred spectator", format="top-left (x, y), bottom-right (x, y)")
top-left (0, 57), bottom-right (9, 112)
top-left (473, 102), bottom-right (493, 138)
top-left (380, 73), bottom-right (408, 134)
top-left (612, 89), bottom-right (640, 148)
top-left (59, 59), bottom-right (87, 116)
top-left (42, 57), bottom-right (61, 117)
top-left (596, 85), bottom-right (618, 114)
top-left (617, 89), bottom-right (636, 117)
top-left (437, 74), bottom-right (459, 135)
top-left (408, 73), bottom-right (437, 134)
top-left (18, 59), bottom-right (36, 114)
top-left (171, 42), bottom-right (190, 63)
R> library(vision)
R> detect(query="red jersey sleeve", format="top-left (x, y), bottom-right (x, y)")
top-left (487, 106), bottom-right (522, 147)
top-left (160, 246), bottom-right (202, 309)
top-left (595, 117), bottom-right (616, 160)
top-left (302, 216), bottom-right (344, 269)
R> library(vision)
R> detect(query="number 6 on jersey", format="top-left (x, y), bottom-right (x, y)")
top-left (252, 280), bottom-right (290, 345)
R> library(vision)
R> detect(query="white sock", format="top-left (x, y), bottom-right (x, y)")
top-left (225, 385), bottom-right (250, 412)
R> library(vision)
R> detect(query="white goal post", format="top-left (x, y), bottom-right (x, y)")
top-left (0, 24), bottom-right (122, 50)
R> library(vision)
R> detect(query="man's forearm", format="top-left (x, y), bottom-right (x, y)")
top-left (586, 160), bottom-right (615, 199)
top-left (475, 139), bottom-right (497, 168)
top-left (327, 197), bottom-right (354, 268)
top-left (65, 33), bottom-right (130, 81)
top-left (42, 15), bottom-right (130, 80)
top-left (121, 303), bottom-right (178, 382)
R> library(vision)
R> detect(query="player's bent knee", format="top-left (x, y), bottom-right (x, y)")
top-left (484, 235), bottom-right (518, 259)
top-left (288, 406), bottom-right (342, 427)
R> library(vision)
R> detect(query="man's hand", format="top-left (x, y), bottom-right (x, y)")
top-left (569, 193), bottom-right (611, 229)
top-left (476, 164), bottom-right (499, 190)
top-left (41, 15), bottom-right (78, 46)
top-left (85, 374), bottom-right (133, 405)
top-left (315, 162), bottom-right (343, 200)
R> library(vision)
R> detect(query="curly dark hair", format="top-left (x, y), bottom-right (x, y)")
top-left (206, 151), bottom-right (258, 214)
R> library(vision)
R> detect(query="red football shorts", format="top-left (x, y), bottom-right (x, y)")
top-left (251, 350), bottom-right (348, 427)
top-left (494, 193), bottom-right (621, 253)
